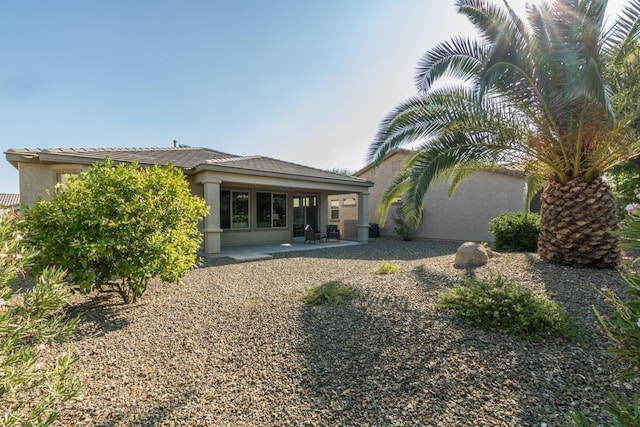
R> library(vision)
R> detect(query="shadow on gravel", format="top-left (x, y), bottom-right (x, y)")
top-left (520, 252), bottom-right (626, 325)
top-left (66, 294), bottom-right (132, 339)
top-left (297, 290), bottom-right (453, 425)
top-left (296, 273), bottom-right (619, 424)
top-left (412, 265), bottom-right (461, 293)
top-left (90, 389), bottom-right (199, 427)
top-left (296, 288), bottom-right (539, 424)
top-left (276, 238), bottom-right (462, 263)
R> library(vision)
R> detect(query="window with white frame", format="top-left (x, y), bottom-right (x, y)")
top-left (330, 199), bottom-right (340, 220)
top-left (342, 197), bottom-right (356, 207)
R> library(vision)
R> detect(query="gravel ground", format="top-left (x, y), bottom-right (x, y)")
top-left (43, 237), bottom-right (637, 426)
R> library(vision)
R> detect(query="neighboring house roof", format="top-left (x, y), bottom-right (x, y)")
top-left (354, 149), bottom-right (413, 177)
top-left (355, 148), bottom-right (524, 179)
top-left (0, 193), bottom-right (20, 207)
top-left (5, 147), bottom-right (371, 186)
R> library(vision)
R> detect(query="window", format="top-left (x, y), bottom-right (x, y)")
top-left (256, 192), bottom-right (287, 228)
top-left (55, 172), bottom-right (79, 193)
top-left (330, 199), bottom-right (339, 220)
top-left (342, 197), bottom-right (356, 207)
top-left (391, 160), bottom-right (402, 172)
top-left (220, 190), bottom-right (249, 229)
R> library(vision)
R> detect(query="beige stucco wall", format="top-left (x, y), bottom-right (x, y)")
top-left (357, 151), bottom-right (408, 233)
top-left (18, 162), bottom-right (86, 207)
top-left (353, 151), bottom-right (527, 243)
top-left (327, 195), bottom-right (359, 239)
top-left (414, 171), bottom-right (525, 242)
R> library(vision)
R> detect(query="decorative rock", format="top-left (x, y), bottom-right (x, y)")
top-left (486, 248), bottom-right (501, 258)
top-left (454, 242), bottom-right (489, 268)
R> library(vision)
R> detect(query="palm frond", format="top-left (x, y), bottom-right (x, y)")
top-left (603, 0), bottom-right (640, 57)
top-left (370, 0), bottom-right (640, 227)
top-left (377, 166), bottom-right (413, 225)
top-left (456, 0), bottom-right (522, 44)
top-left (415, 37), bottom-right (487, 94)
top-left (524, 174), bottom-right (545, 213)
top-left (446, 161), bottom-right (491, 197)
top-left (367, 96), bottom-right (444, 166)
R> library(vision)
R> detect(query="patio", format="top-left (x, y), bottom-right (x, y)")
top-left (218, 240), bottom-right (361, 261)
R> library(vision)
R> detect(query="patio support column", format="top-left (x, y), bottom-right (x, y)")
top-left (202, 178), bottom-right (222, 257)
top-left (357, 191), bottom-right (370, 243)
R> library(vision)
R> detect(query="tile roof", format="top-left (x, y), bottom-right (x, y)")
top-left (0, 193), bottom-right (20, 207)
top-left (6, 147), bottom-right (369, 184)
top-left (6, 147), bottom-right (236, 169)
top-left (204, 155), bottom-right (367, 182)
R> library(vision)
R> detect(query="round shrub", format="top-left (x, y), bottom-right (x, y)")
top-left (438, 276), bottom-right (574, 342)
top-left (23, 159), bottom-right (208, 304)
top-left (488, 211), bottom-right (540, 252)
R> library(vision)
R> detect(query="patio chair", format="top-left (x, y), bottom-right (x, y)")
top-left (326, 224), bottom-right (340, 242)
top-left (304, 225), bottom-right (322, 244)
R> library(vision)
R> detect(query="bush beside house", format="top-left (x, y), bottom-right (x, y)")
top-left (23, 159), bottom-right (208, 304)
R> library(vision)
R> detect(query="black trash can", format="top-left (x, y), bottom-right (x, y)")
top-left (369, 223), bottom-right (380, 238)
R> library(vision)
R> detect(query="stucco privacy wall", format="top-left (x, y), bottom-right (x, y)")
top-left (414, 171), bottom-right (525, 242)
top-left (354, 150), bottom-right (527, 243)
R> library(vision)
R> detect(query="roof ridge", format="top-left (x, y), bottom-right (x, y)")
top-left (50, 147), bottom-right (205, 152)
top-left (255, 155), bottom-right (365, 180)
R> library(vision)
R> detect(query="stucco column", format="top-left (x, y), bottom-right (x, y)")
top-left (202, 178), bottom-right (222, 257)
top-left (357, 191), bottom-right (370, 243)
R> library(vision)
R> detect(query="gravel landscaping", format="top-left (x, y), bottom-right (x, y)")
top-left (45, 237), bottom-right (637, 426)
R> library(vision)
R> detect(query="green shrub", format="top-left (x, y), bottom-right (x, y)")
top-left (563, 212), bottom-right (640, 426)
top-left (392, 211), bottom-right (414, 241)
top-left (374, 261), bottom-right (402, 274)
top-left (488, 211), bottom-right (540, 252)
top-left (23, 159), bottom-right (209, 304)
top-left (438, 275), bottom-right (574, 342)
top-left (0, 212), bottom-right (81, 426)
top-left (303, 281), bottom-right (359, 306)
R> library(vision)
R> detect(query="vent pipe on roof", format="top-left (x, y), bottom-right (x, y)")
top-left (173, 140), bottom-right (177, 148)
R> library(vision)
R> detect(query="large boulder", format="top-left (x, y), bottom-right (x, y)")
top-left (454, 242), bottom-right (489, 268)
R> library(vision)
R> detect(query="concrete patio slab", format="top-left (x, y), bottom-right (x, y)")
top-left (219, 240), bottom-right (360, 260)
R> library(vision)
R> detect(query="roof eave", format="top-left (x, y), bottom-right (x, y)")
top-left (191, 164), bottom-right (373, 188)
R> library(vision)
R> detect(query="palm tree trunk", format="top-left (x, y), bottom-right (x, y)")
top-left (538, 177), bottom-right (620, 268)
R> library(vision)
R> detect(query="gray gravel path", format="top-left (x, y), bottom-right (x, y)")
top-left (50, 238), bottom-right (636, 426)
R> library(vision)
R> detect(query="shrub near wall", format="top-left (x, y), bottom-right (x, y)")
top-left (488, 211), bottom-right (540, 252)
top-left (23, 159), bottom-right (208, 304)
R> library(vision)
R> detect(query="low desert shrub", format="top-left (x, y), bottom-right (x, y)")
top-left (438, 275), bottom-right (574, 342)
top-left (392, 211), bottom-right (414, 241)
top-left (303, 281), bottom-right (359, 306)
top-left (565, 213), bottom-right (640, 426)
top-left (488, 211), bottom-right (540, 252)
top-left (0, 212), bottom-right (81, 426)
top-left (374, 261), bottom-right (402, 274)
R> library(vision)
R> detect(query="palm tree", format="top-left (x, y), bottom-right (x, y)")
top-left (368, 0), bottom-right (640, 268)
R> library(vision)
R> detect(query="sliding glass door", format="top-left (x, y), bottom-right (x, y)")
top-left (292, 195), bottom-right (318, 238)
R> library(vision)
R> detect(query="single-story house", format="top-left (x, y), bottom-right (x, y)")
top-left (330, 149), bottom-right (536, 243)
top-left (5, 147), bottom-right (374, 257)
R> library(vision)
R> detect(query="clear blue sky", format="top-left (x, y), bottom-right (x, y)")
top-left (0, 0), bottom-right (628, 193)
